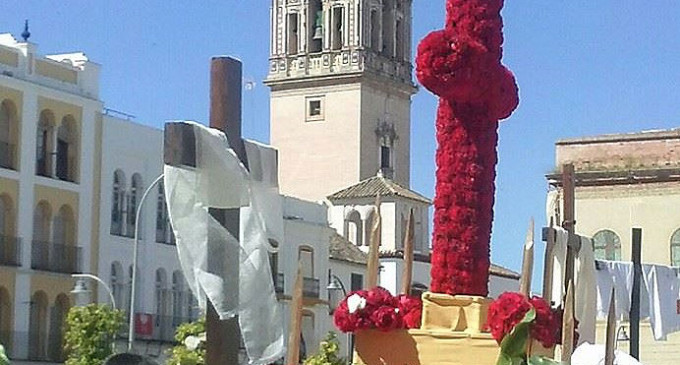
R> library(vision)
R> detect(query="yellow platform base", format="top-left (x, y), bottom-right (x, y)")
top-left (352, 292), bottom-right (554, 365)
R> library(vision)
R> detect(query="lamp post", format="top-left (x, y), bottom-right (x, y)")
top-left (128, 173), bottom-right (164, 352)
top-left (327, 274), bottom-right (351, 361)
top-left (72, 273), bottom-right (117, 310)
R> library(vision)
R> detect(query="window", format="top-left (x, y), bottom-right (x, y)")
top-left (110, 262), bottom-right (124, 310)
top-left (370, 9), bottom-right (380, 52)
top-left (111, 170), bottom-right (125, 236)
top-left (172, 271), bottom-right (185, 325)
top-left (395, 19), bottom-right (404, 61)
top-left (331, 7), bottom-right (344, 50)
top-left (0, 100), bottom-right (17, 170)
top-left (301, 312), bottom-right (315, 361)
top-left (308, 0), bottom-right (323, 52)
top-left (592, 230), bottom-right (621, 261)
top-left (410, 283), bottom-right (428, 298)
top-left (350, 273), bottom-right (363, 291)
top-left (56, 115), bottom-right (78, 182)
top-left (345, 210), bottom-right (363, 246)
top-left (36, 110), bottom-right (54, 177)
top-left (670, 229), bottom-right (680, 267)
top-left (299, 246), bottom-right (314, 278)
top-left (306, 96), bottom-right (324, 121)
top-left (127, 174), bottom-right (143, 237)
top-left (380, 145), bottom-right (391, 169)
top-left (156, 182), bottom-right (173, 244)
top-left (288, 13), bottom-right (299, 54)
top-left (382, 0), bottom-right (394, 57)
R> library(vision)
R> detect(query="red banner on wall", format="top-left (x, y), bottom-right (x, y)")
top-left (135, 313), bottom-right (153, 336)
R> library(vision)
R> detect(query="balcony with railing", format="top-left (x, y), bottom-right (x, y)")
top-left (31, 241), bottom-right (82, 274)
top-left (302, 277), bottom-right (320, 299)
top-left (0, 141), bottom-right (15, 170)
top-left (0, 235), bottom-right (21, 266)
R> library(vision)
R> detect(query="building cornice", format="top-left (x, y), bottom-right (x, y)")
top-left (547, 167), bottom-right (680, 187)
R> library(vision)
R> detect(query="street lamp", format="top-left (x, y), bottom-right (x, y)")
top-left (72, 273), bottom-right (117, 310)
top-left (128, 174), bottom-right (164, 352)
top-left (326, 273), bottom-right (351, 361)
top-left (71, 278), bottom-right (91, 307)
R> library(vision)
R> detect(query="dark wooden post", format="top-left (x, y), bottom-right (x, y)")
top-left (630, 228), bottom-right (642, 359)
top-left (561, 164), bottom-right (578, 299)
top-left (206, 56), bottom-right (245, 365)
top-left (163, 56), bottom-right (245, 365)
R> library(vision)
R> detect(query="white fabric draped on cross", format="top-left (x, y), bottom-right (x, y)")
top-left (164, 121), bottom-right (284, 364)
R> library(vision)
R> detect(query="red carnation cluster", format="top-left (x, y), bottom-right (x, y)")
top-left (333, 287), bottom-right (422, 333)
top-left (486, 292), bottom-right (561, 348)
top-left (416, 0), bottom-right (518, 297)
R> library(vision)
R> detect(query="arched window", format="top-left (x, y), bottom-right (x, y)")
top-left (156, 182), bottom-right (173, 244)
top-left (370, 8), bottom-right (380, 52)
top-left (0, 287), bottom-right (11, 351)
top-left (53, 205), bottom-right (77, 273)
top-left (331, 6), bottom-right (344, 50)
top-left (36, 110), bottom-right (55, 177)
top-left (345, 210), bottom-right (363, 246)
top-left (307, 0), bottom-right (323, 53)
top-left (48, 294), bottom-right (69, 361)
top-left (670, 229), bottom-right (680, 267)
top-left (0, 100), bottom-right (17, 170)
top-left (56, 115), bottom-right (78, 182)
top-left (28, 290), bottom-right (48, 360)
top-left (127, 174), bottom-right (143, 237)
top-left (592, 230), bottom-right (621, 261)
top-left (299, 246), bottom-right (314, 278)
top-left (381, 0), bottom-right (394, 57)
top-left (172, 271), bottom-right (185, 325)
top-left (111, 170), bottom-right (125, 236)
top-left (110, 262), bottom-right (124, 309)
top-left (155, 269), bottom-right (169, 339)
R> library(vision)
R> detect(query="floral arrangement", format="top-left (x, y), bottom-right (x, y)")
top-left (486, 292), bottom-right (561, 348)
top-left (486, 292), bottom-right (579, 365)
top-left (333, 287), bottom-right (422, 333)
top-left (416, 0), bottom-right (518, 297)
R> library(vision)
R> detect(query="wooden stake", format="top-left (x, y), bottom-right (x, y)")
top-left (560, 280), bottom-right (575, 363)
top-left (286, 263), bottom-right (304, 365)
top-left (400, 209), bottom-right (415, 295)
top-left (519, 217), bottom-right (534, 296)
top-left (604, 287), bottom-right (616, 365)
top-left (561, 164), bottom-right (577, 300)
top-left (366, 194), bottom-right (382, 289)
top-left (541, 217), bottom-right (556, 302)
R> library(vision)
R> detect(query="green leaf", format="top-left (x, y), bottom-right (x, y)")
top-left (499, 308), bottom-right (536, 359)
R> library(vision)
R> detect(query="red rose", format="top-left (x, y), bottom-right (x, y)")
top-left (333, 299), bottom-right (357, 333)
top-left (396, 295), bottom-right (423, 329)
top-left (485, 292), bottom-right (532, 344)
top-left (529, 296), bottom-right (560, 348)
top-left (365, 287), bottom-right (396, 308)
top-left (370, 305), bottom-right (403, 331)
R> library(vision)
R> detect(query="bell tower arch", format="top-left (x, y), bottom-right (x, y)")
top-left (266, 0), bottom-right (416, 201)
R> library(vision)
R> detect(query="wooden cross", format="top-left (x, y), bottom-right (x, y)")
top-left (163, 57), bottom-right (245, 364)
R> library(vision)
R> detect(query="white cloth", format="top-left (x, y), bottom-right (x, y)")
top-left (164, 121), bottom-right (284, 364)
top-left (549, 228), bottom-right (598, 345)
top-left (595, 261), bottom-right (647, 321)
top-left (572, 343), bottom-right (643, 365)
top-left (641, 264), bottom-right (680, 340)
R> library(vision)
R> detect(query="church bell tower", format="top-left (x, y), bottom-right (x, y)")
top-left (265, 0), bottom-right (416, 201)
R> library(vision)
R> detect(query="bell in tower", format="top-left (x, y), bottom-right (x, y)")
top-left (266, 0), bottom-right (417, 201)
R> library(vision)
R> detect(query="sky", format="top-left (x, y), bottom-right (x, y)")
top-left (2, 1), bottom-right (680, 286)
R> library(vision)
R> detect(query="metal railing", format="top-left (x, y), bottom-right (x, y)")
top-left (303, 277), bottom-right (320, 298)
top-left (0, 141), bottom-right (15, 170)
top-left (0, 235), bottom-right (20, 266)
top-left (31, 241), bottom-right (82, 274)
top-left (275, 272), bottom-right (285, 294)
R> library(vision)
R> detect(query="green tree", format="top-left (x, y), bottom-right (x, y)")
top-left (303, 332), bottom-right (346, 365)
top-left (64, 304), bottom-right (124, 365)
top-left (167, 317), bottom-right (206, 365)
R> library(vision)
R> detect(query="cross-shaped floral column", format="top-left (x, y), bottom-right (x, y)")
top-left (416, 0), bottom-right (519, 297)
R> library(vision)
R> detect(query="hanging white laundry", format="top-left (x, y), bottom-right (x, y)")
top-left (572, 343), bottom-right (643, 365)
top-left (641, 264), bottom-right (680, 340)
top-left (595, 261), bottom-right (650, 322)
top-left (164, 121), bottom-right (284, 365)
top-left (549, 228), bottom-right (598, 345)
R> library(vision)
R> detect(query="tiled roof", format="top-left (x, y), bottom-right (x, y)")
top-left (327, 174), bottom-right (431, 204)
top-left (329, 233), bottom-right (368, 265)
